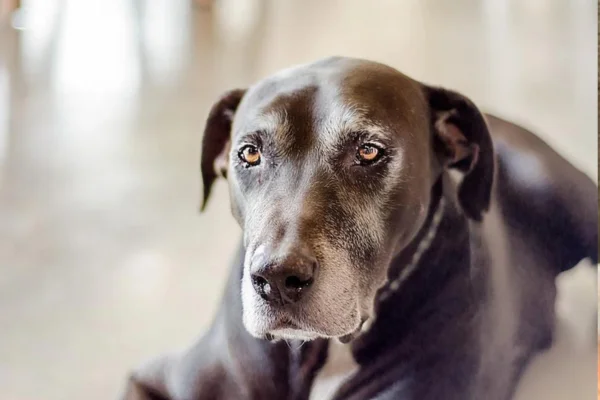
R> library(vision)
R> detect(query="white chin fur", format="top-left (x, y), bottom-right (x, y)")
top-left (270, 329), bottom-right (320, 341)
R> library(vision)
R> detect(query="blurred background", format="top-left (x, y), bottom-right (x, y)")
top-left (0, 0), bottom-right (597, 399)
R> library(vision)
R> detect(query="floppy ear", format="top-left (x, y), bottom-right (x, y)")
top-left (200, 88), bottom-right (247, 211)
top-left (424, 85), bottom-right (495, 221)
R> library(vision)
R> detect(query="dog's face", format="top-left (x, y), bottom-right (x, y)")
top-left (201, 57), bottom-right (493, 341)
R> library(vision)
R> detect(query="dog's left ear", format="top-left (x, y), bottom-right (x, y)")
top-left (200, 88), bottom-right (247, 211)
top-left (424, 85), bottom-right (495, 221)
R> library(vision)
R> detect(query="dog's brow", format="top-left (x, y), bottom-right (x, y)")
top-left (245, 110), bottom-right (290, 137)
top-left (318, 104), bottom-right (388, 149)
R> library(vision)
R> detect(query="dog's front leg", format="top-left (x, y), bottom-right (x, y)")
top-left (121, 353), bottom-right (173, 400)
top-left (122, 378), bottom-right (163, 400)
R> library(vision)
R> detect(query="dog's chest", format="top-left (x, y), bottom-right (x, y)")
top-left (309, 341), bottom-right (358, 400)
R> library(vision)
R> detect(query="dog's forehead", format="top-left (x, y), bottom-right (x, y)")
top-left (233, 58), bottom-right (427, 141)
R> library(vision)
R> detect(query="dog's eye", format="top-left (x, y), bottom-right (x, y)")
top-left (239, 145), bottom-right (261, 166)
top-left (357, 144), bottom-right (383, 164)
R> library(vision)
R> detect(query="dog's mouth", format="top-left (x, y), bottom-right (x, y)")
top-left (337, 318), bottom-right (369, 343)
top-left (273, 316), bottom-right (300, 330)
top-left (265, 316), bottom-right (367, 342)
top-left (263, 315), bottom-right (315, 340)
top-left (257, 306), bottom-right (366, 342)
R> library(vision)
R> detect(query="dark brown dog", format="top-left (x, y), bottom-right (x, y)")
top-left (123, 57), bottom-right (597, 400)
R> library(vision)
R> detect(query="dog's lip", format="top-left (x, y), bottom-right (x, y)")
top-left (337, 318), bottom-right (367, 343)
top-left (266, 311), bottom-right (363, 341)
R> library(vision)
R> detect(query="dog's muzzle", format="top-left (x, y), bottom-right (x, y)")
top-left (250, 246), bottom-right (318, 306)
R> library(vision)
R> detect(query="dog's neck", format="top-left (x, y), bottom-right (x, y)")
top-left (351, 178), bottom-right (446, 342)
top-left (348, 175), bottom-right (476, 366)
top-left (377, 179), bottom-right (447, 307)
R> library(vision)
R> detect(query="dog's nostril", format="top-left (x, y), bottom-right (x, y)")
top-left (251, 255), bottom-right (317, 304)
top-left (285, 275), bottom-right (314, 290)
top-left (252, 274), bottom-right (273, 301)
top-left (252, 275), bottom-right (268, 289)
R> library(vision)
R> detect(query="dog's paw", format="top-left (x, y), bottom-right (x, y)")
top-left (121, 375), bottom-right (168, 400)
top-left (121, 376), bottom-right (151, 400)
top-left (121, 352), bottom-right (178, 400)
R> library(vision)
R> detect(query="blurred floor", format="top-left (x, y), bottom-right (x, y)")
top-left (0, 0), bottom-right (596, 399)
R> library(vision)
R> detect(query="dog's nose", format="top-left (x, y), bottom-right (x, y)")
top-left (251, 250), bottom-right (317, 305)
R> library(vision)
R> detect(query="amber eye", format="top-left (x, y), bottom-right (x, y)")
top-left (357, 144), bottom-right (382, 164)
top-left (239, 145), bottom-right (261, 166)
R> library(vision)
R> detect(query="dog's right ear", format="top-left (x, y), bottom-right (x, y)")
top-left (200, 89), bottom-right (246, 211)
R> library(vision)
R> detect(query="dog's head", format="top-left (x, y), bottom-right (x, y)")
top-left (201, 57), bottom-right (493, 341)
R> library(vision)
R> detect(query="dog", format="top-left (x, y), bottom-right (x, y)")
top-left (122, 57), bottom-right (598, 400)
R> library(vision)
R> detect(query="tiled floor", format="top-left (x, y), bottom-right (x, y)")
top-left (0, 0), bottom-right (597, 399)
